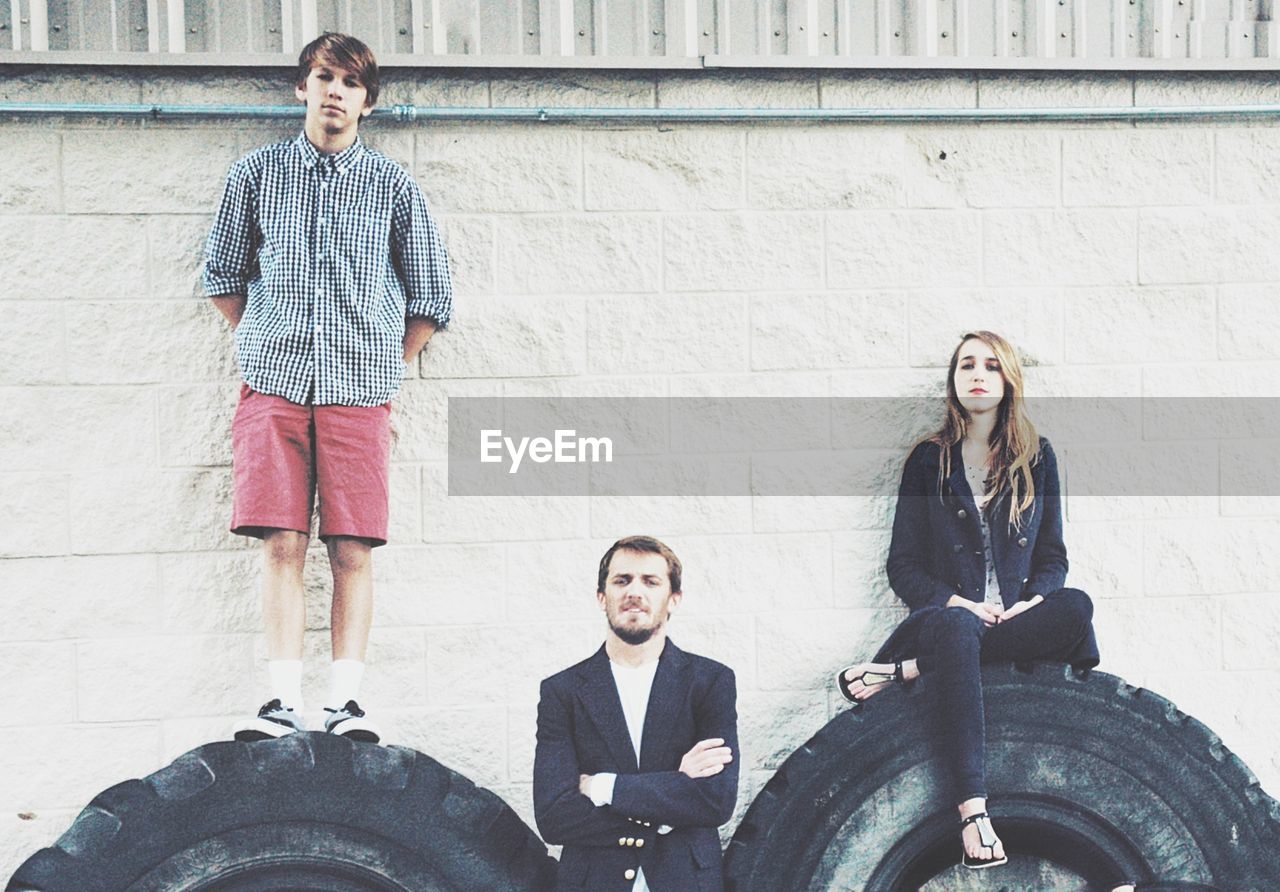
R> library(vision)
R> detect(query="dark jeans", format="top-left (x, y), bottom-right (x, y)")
top-left (911, 588), bottom-right (1095, 804)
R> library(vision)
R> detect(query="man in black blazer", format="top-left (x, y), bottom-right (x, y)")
top-left (534, 535), bottom-right (739, 892)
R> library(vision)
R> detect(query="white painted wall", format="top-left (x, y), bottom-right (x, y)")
top-left (3, 66), bottom-right (1279, 875)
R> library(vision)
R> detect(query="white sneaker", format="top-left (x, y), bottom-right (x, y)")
top-left (233, 699), bottom-right (307, 741)
top-left (323, 699), bottom-right (381, 744)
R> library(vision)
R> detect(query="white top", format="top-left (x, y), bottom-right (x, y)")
top-left (611, 658), bottom-right (661, 762)
top-left (977, 506), bottom-right (1003, 608)
top-left (966, 464), bottom-right (1003, 608)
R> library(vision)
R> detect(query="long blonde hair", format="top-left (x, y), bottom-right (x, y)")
top-left (932, 331), bottom-right (1040, 529)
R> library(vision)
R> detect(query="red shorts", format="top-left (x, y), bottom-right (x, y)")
top-left (230, 385), bottom-right (392, 546)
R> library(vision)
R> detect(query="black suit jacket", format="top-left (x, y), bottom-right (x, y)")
top-left (533, 639), bottom-right (738, 892)
top-left (874, 437), bottom-right (1099, 668)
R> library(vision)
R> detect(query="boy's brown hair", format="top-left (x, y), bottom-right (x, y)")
top-left (296, 32), bottom-right (380, 106)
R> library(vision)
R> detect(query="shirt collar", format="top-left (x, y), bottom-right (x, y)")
top-left (294, 131), bottom-right (364, 173)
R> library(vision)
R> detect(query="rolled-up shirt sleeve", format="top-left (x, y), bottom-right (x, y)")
top-left (202, 159), bottom-right (259, 298)
top-left (391, 177), bottom-right (453, 328)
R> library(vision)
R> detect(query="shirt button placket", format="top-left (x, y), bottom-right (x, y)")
top-left (313, 169), bottom-right (326, 403)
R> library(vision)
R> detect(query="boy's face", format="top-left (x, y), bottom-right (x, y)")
top-left (295, 59), bottom-right (372, 137)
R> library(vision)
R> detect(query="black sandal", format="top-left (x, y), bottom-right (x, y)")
top-left (835, 661), bottom-right (903, 703)
top-left (959, 812), bottom-right (1008, 870)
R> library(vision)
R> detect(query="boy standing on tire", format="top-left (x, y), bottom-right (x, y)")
top-left (534, 536), bottom-right (739, 891)
top-left (202, 32), bottom-right (452, 744)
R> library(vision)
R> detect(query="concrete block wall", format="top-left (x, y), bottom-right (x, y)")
top-left (3, 64), bottom-right (1280, 874)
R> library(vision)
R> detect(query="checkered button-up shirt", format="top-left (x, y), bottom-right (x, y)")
top-left (202, 132), bottom-right (452, 406)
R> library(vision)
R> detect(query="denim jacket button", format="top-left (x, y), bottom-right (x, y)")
top-left (957, 508), bottom-right (967, 519)
top-left (1017, 537), bottom-right (1029, 547)
top-left (952, 543), bottom-right (963, 554)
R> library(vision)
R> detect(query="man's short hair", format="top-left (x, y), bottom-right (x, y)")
top-left (597, 535), bottom-right (683, 594)
top-left (296, 32), bottom-right (380, 106)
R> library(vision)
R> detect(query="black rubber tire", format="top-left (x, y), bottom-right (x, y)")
top-left (6, 732), bottom-right (555, 892)
top-left (724, 663), bottom-right (1280, 892)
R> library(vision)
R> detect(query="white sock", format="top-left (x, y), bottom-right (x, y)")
top-left (327, 659), bottom-right (365, 710)
top-left (267, 660), bottom-right (304, 713)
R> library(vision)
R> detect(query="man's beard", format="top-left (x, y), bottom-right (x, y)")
top-left (611, 615), bottom-right (663, 645)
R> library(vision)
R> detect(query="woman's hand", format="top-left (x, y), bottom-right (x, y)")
top-left (946, 595), bottom-right (1003, 627)
top-left (997, 594), bottom-right (1044, 623)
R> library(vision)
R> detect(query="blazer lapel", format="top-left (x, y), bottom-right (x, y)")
top-left (989, 486), bottom-right (1025, 603)
top-left (945, 442), bottom-right (979, 516)
top-left (639, 639), bottom-right (690, 772)
top-left (576, 645), bottom-right (638, 773)
top-left (989, 484), bottom-right (1011, 563)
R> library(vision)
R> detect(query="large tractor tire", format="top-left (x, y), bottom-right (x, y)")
top-left (7, 732), bottom-right (555, 892)
top-left (724, 663), bottom-right (1280, 892)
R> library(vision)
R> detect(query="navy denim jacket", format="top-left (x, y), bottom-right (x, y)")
top-left (874, 437), bottom-right (1099, 669)
top-left (887, 437), bottom-right (1066, 612)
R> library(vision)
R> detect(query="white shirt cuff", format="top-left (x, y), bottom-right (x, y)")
top-left (587, 773), bottom-right (616, 807)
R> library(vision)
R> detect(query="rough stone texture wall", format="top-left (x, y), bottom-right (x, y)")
top-left (3, 64), bottom-right (1280, 875)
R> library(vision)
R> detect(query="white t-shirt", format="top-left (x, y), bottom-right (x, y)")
top-left (612, 658), bottom-right (660, 761)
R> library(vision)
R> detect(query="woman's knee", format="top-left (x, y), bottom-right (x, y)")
top-left (931, 606), bottom-right (985, 639)
top-left (1053, 588), bottom-right (1093, 624)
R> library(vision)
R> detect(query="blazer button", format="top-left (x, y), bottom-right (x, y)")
top-left (618, 837), bottom-right (627, 847)
top-left (1017, 537), bottom-right (1028, 547)
top-left (957, 508), bottom-right (967, 519)
top-left (952, 544), bottom-right (963, 554)
top-left (625, 869), bottom-right (637, 880)
top-left (635, 838), bottom-right (645, 848)
top-left (628, 837), bottom-right (636, 846)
